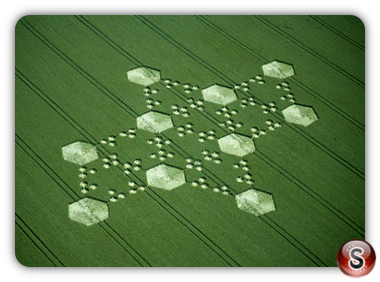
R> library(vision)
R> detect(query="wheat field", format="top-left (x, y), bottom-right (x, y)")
top-left (15, 15), bottom-right (364, 267)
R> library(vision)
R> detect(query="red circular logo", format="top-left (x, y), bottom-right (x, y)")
top-left (337, 239), bottom-right (376, 277)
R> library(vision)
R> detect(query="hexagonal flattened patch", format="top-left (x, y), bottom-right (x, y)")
top-left (282, 104), bottom-right (318, 127)
top-left (136, 111), bottom-right (174, 133)
top-left (146, 164), bottom-right (186, 191)
top-left (201, 84), bottom-right (237, 106)
top-left (127, 66), bottom-right (161, 86)
top-left (69, 198), bottom-right (109, 226)
top-left (236, 189), bottom-right (276, 216)
top-left (218, 133), bottom-right (255, 157)
top-left (262, 60), bottom-right (295, 79)
top-left (62, 141), bottom-right (99, 165)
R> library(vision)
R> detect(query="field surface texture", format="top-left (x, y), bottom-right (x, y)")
top-left (15, 15), bottom-right (365, 267)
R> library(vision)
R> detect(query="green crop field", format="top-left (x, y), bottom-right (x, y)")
top-left (15, 15), bottom-right (365, 267)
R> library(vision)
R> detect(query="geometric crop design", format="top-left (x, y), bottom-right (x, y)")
top-left (218, 133), bottom-right (255, 157)
top-left (282, 104), bottom-right (318, 127)
top-left (262, 60), bottom-right (295, 79)
top-left (68, 198), bottom-right (109, 226)
top-left (202, 84), bottom-right (237, 105)
top-left (236, 189), bottom-right (276, 216)
top-left (62, 141), bottom-right (99, 165)
top-left (61, 61), bottom-right (320, 227)
top-left (146, 164), bottom-right (186, 191)
top-left (137, 111), bottom-right (174, 133)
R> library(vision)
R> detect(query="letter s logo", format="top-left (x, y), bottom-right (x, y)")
top-left (349, 247), bottom-right (365, 270)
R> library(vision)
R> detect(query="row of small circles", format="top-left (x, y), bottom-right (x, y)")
top-left (162, 79), bottom-right (199, 94)
top-left (250, 127), bottom-right (267, 139)
top-left (215, 106), bottom-right (243, 132)
top-left (100, 128), bottom-right (137, 147)
top-left (235, 76), bottom-right (281, 121)
top-left (201, 149), bottom-right (222, 164)
top-left (119, 128), bottom-right (137, 139)
top-left (142, 86), bottom-right (159, 97)
top-left (88, 128), bottom-right (146, 199)
top-left (143, 86), bottom-right (160, 109)
top-left (176, 123), bottom-right (194, 137)
top-left (102, 153), bottom-right (121, 169)
top-left (238, 90), bottom-right (277, 115)
top-left (78, 167), bottom-right (98, 194)
top-left (240, 97), bottom-right (256, 108)
top-left (265, 119), bottom-right (282, 131)
top-left (145, 97), bottom-right (162, 110)
top-left (232, 159), bottom-right (254, 185)
top-left (171, 104), bottom-right (190, 118)
top-left (232, 79), bottom-right (294, 133)
top-left (78, 166), bottom-right (97, 179)
top-left (100, 135), bottom-right (117, 147)
top-left (147, 136), bottom-right (175, 161)
top-left (276, 81), bottom-right (296, 103)
top-left (123, 159), bottom-right (143, 175)
top-left (280, 93), bottom-right (296, 103)
top-left (191, 178), bottom-right (231, 196)
top-left (198, 129), bottom-right (216, 143)
top-left (80, 182), bottom-right (98, 194)
top-left (147, 136), bottom-right (172, 148)
top-left (108, 186), bottom-right (147, 203)
top-left (250, 122), bottom-right (280, 138)
top-left (188, 98), bottom-right (205, 111)
top-left (219, 118), bottom-right (243, 132)
top-left (185, 158), bottom-right (203, 171)
top-left (149, 149), bottom-right (175, 162)
top-left (234, 74), bottom-right (266, 91)
top-left (215, 106), bottom-right (238, 118)
top-left (259, 102), bottom-right (278, 114)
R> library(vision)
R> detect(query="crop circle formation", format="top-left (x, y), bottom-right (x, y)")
top-left (63, 62), bottom-right (318, 226)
